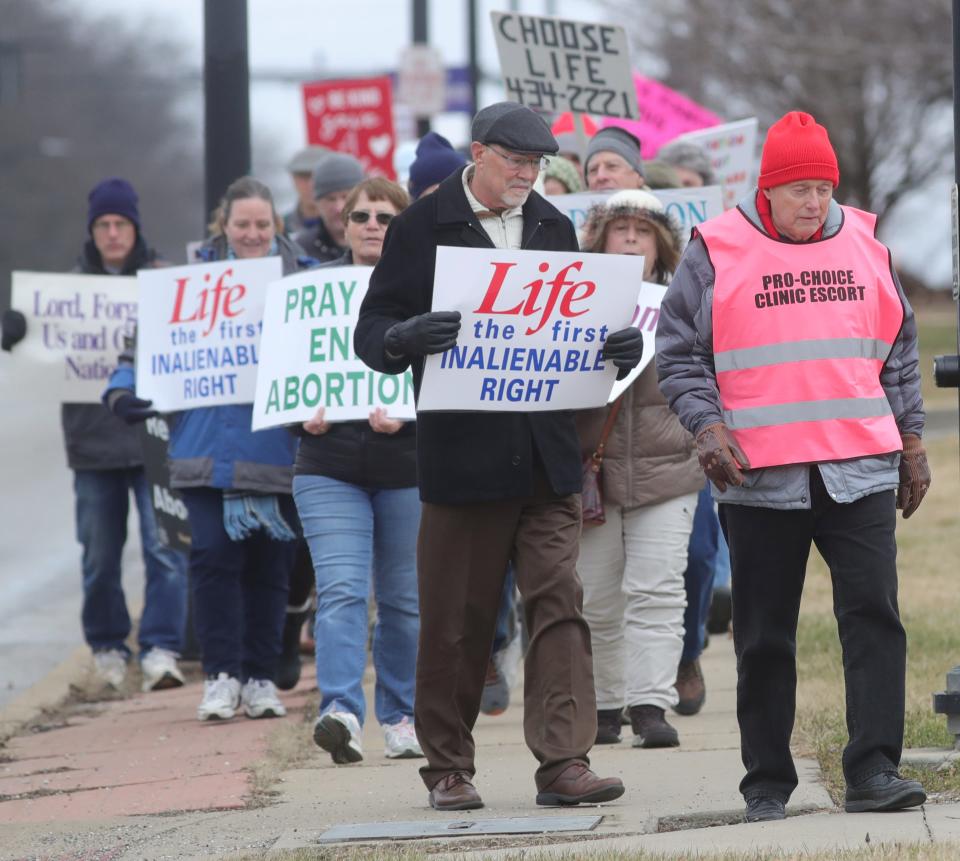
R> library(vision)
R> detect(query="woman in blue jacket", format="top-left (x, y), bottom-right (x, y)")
top-left (107, 176), bottom-right (312, 721)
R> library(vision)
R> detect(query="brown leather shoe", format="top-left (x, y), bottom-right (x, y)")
top-left (536, 761), bottom-right (625, 806)
top-left (673, 659), bottom-right (706, 716)
top-left (429, 771), bottom-right (484, 810)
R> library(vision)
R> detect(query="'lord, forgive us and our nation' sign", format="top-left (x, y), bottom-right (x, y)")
top-left (136, 257), bottom-right (282, 411)
top-left (251, 267), bottom-right (415, 430)
top-left (417, 247), bottom-right (644, 412)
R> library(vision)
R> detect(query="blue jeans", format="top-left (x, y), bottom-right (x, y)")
top-left (293, 475), bottom-right (420, 727)
top-left (681, 482), bottom-right (720, 663)
top-left (74, 468), bottom-right (188, 656)
top-left (180, 487), bottom-right (296, 681)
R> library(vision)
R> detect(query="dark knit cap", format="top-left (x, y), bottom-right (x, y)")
top-left (584, 127), bottom-right (644, 178)
top-left (312, 152), bottom-right (365, 199)
top-left (408, 132), bottom-right (467, 199)
top-left (471, 102), bottom-right (559, 154)
top-left (87, 178), bottom-right (141, 234)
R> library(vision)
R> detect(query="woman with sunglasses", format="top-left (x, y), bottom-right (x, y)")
top-left (292, 177), bottom-right (422, 764)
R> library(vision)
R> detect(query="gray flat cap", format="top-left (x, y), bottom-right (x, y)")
top-left (313, 152), bottom-right (365, 199)
top-left (585, 127), bottom-right (644, 177)
top-left (658, 140), bottom-right (716, 185)
top-left (471, 102), bottom-right (559, 154)
top-left (286, 146), bottom-right (329, 174)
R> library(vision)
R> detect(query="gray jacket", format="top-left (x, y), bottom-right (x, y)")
top-left (655, 193), bottom-right (924, 510)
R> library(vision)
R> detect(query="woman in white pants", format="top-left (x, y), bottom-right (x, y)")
top-left (576, 190), bottom-right (703, 748)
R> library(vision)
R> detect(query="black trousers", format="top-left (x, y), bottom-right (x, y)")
top-left (720, 468), bottom-right (905, 803)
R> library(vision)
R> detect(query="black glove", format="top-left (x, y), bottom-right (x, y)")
top-left (385, 311), bottom-right (461, 357)
top-left (602, 327), bottom-right (644, 372)
top-left (112, 393), bottom-right (158, 424)
top-left (1, 309), bottom-right (27, 352)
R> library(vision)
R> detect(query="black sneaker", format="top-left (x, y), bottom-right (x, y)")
top-left (629, 704), bottom-right (679, 748)
top-left (595, 708), bottom-right (622, 744)
top-left (745, 796), bottom-right (786, 822)
top-left (276, 610), bottom-right (307, 691)
top-left (845, 771), bottom-right (926, 813)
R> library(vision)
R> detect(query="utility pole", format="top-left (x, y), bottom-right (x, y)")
top-left (467, 0), bottom-right (479, 117)
top-left (412, 0), bottom-right (430, 137)
top-left (203, 0), bottom-right (251, 221)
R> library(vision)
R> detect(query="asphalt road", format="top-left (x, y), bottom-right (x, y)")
top-left (0, 382), bottom-right (143, 710)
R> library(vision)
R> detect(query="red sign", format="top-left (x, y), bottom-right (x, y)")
top-left (302, 77), bottom-right (396, 179)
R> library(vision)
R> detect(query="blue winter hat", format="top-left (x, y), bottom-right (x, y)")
top-left (87, 177), bottom-right (141, 234)
top-left (408, 132), bottom-right (467, 200)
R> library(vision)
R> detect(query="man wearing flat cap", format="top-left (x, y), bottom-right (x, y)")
top-left (355, 102), bottom-right (640, 811)
top-left (282, 145), bottom-right (328, 236)
top-left (656, 111), bottom-right (929, 823)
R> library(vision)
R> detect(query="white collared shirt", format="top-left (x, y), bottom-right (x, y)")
top-left (461, 165), bottom-right (524, 250)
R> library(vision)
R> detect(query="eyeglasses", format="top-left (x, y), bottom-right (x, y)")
top-left (348, 210), bottom-right (394, 226)
top-left (487, 145), bottom-right (550, 172)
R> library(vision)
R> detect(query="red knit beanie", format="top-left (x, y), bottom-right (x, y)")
top-left (758, 111), bottom-right (839, 190)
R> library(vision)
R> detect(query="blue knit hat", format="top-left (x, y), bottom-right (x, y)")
top-left (87, 178), bottom-right (141, 234)
top-left (408, 132), bottom-right (467, 200)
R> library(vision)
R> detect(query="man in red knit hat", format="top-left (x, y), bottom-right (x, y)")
top-left (655, 111), bottom-right (931, 822)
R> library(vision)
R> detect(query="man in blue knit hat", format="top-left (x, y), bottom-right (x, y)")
top-left (1, 178), bottom-right (189, 693)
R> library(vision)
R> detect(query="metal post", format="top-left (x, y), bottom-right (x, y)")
top-left (412, 0), bottom-right (431, 137)
top-left (932, 0), bottom-right (960, 746)
top-left (467, 0), bottom-right (479, 117)
top-left (203, 0), bottom-right (251, 222)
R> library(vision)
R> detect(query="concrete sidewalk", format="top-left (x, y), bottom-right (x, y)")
top-left (0, 635), bottom-right (952, 861)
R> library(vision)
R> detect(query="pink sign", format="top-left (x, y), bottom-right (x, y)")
top-left (601, 74), bottom-right (721, 159)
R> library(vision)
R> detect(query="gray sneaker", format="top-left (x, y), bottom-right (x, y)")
top-left (93, 649), bottom-right (127, 689)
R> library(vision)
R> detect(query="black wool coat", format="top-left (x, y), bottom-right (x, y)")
top-left (354, 168), bottom-right (583, 505)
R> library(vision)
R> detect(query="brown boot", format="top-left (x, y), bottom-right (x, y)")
top-left (595, 708), bottom-right (622, 744)
top-left (674, 659), bottom-right (706, 716)
top-left (629, 705), bottom-right (680, 748)
top-left (428, 772), bottom-right (484, 810)
top-left (536, 761), bottom-right (625, 806)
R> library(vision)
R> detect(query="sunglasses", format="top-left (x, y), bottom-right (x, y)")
top-left (348, 210), bottom-right (394, 226)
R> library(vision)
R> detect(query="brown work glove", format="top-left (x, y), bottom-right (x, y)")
top-left (696, 422), bottom-right (751, 492)
top-left (898, 433), bottom-right (931, 518)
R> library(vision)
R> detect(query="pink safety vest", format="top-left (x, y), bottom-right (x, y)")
top-left (697, 205), bottom-right (904, 469)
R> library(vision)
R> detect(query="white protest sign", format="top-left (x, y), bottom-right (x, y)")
top-left (252, 267), bottom-right (416, 430)
top-left (136, 257), bottom-right (282, 411)
top-left (9, 271), bottom-right (137, 403)
top-left (675, 118), bottom-right (758, 210)
top-left (607, 280), bottom-right (668, 402)
top-left (490, 11), bottom-right (638, 119)
top-left (549, 186), bottom-right (725, 237)
top-left (418, 247), bottom-right (644, 412)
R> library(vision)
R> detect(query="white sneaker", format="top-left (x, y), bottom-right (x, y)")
top-left (197, 673), bottom-right (241, 721)
top-left (313, 711), bottom-right (363, 763)
top-left (93, 649), bottom-right (127, 689)
top-left (240, 679), bottom-right (287, 718)
top-left (383, 716), bottom-right (423, 759)
top-left (140, 648), bottom-right (185, 692)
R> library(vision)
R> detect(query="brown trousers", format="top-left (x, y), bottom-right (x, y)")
top-left (415, 471), bottom-right (598, 792)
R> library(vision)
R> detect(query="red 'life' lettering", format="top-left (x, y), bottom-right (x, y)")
top-left (168, 268), bottom-right (246, 337)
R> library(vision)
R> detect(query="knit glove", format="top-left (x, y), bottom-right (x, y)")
top-left (111, 393), bottom-right (158, 424)
top-left (223, 492), bottom-right (295, 542)
top-left (384, 311), bottom-right (461, 357)
top-left (602, 327), bottom-right (644, 379)
top-left (898, 433), bottom-right (931, 519)
top-left (696, 422), bottom-right (751, 492)
top-left (1, 309), bottom-right (26, 352)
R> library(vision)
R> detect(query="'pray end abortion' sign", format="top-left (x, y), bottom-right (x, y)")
top-left (418, 247), bottom-right (644, 412)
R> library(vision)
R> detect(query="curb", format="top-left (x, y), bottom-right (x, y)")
top-left (0, 644), bottom-right (90, 746)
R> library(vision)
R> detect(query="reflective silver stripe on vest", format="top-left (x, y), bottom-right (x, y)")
top-left (714, 338), bottom-right (893, 373)
top-left (723, 396), bottom-right (893, 430)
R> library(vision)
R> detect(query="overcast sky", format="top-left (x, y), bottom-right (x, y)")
top-left (66, 0), bottom-right (955, 287)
